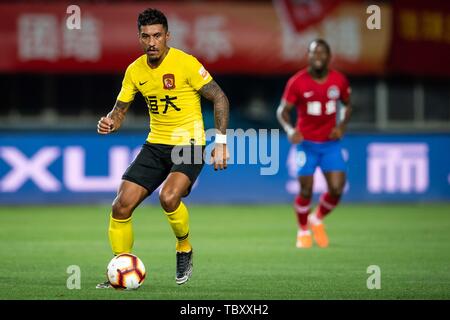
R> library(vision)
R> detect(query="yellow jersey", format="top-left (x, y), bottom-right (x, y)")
top-left (117, 48), bottom-right (213, 145)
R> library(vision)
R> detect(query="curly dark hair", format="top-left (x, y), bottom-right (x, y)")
top-left (137, 8), bottom-right (168, 32)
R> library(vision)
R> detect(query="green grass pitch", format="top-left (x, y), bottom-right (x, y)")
top-left (0, 204), bottom-right (449, 300)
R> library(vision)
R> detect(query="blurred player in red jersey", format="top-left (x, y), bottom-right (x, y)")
top-left (276, 39), bottom-right (352, 248)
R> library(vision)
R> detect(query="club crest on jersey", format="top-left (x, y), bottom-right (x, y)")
top-left (162, 74), bottom-right (176, 90)
top-left (327, 85), bottom-right (340, 99)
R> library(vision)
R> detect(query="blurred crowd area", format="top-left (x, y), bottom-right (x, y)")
top-left (0, 0), bottom-right (448, 132)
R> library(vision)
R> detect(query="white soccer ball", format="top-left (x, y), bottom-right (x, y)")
top-left (106, 253), bottom-right (146, 290)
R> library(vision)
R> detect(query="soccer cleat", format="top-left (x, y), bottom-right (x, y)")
top-left (296, 232), bottom-right (312, 248)
top-left (95, 280), bottom-right (113, 289)
top-left (311, 223), bottom-right (329, 248)
top-left (176, 250), bottom-right (193, 285)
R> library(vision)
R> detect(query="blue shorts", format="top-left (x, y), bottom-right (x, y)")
top-left (296, 140), bottom-right (347, 176)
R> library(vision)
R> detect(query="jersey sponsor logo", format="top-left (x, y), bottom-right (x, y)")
top-left (327, 85), bottom-right (340, 99)
top-left (198, 66), bottom-right (209, 80)
top-left (303, 91), bottom-right (314, 98)
top-left (139, 80), bottom-right (148, 86)
top-left (306, 101), bottom-right (322, 116)
top-left (306, 100), bottom-right (336, 116)
top-left (145, 95), bottom-right (180, 114)
top-left (162, 74), bottom-right (176, 90)
top-left (325, 100), bottom-right (337, 115)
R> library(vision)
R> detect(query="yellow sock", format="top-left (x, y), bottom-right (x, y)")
top-left (108, 213), bottom-right (134, 255)
top-left (164, 201), bottom-right (192, 253)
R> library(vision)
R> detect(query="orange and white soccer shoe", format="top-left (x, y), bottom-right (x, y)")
top-left (310, 223), bottom-right (329, 248)
top-left (296, 231), bottom-right (313, 249)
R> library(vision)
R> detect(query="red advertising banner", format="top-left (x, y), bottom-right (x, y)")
top-left (0, 2), bottom-right (390, 75)
top-left (388, 0), bottom-right (450, 76)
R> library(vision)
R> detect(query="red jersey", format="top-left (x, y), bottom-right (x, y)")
top-left (282, 68), bottom-right (351, 142)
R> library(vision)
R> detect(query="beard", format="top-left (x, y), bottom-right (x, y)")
top-left (146, 51), bottom-right (162, 64)
top-left (147, 55), bottom-right (160, 62)
top-left (311, 64), bottom-right (328, 78)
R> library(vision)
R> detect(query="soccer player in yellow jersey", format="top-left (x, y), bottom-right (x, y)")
top-left (96, 8), bottom-right (229, 287)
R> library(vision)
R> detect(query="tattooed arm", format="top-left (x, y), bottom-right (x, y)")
top-left (97, 100), bottom-right (131, 134)
top-left (198, 80), bottom-right (229, 135)
top-left (198, 80), bottom-right (230, 170)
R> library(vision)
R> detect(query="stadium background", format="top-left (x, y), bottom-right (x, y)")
top-left (0, 0), bottom-right (449, 301)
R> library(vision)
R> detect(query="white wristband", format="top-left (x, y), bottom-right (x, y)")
top-left (215, 133), bottom-right (227, 144)
top-left (286, 127), bottom-right (296, 136)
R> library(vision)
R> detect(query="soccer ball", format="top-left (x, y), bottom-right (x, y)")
top-left (106, 253), bottom-right (146, 290)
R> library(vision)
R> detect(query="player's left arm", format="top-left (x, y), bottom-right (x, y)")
top-left (330, 99), bottom-right (352, 140)
top-left (198, 80), bottom-right (230, 171)
top-left (330, 78), bottom-right (352, 140)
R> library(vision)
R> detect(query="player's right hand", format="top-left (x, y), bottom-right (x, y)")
top-left (288, 128), bottom-right (303, 144)
top-left (97, 117), bottom-right (115, 134)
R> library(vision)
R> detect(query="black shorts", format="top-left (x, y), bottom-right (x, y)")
top-left (122, 142), bottom-right (205, 196)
